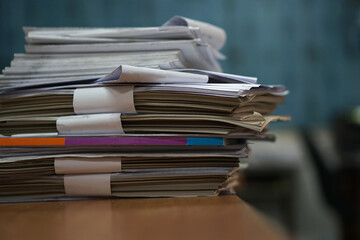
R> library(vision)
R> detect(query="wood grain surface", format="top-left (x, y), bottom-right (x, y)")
top-left (0, 195), bottom-right (289, 240)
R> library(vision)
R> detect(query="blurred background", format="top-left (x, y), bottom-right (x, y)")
top-left (0, 0), bottom-right (359, 239)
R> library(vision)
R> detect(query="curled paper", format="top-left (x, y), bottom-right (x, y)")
top-left (163, 16), bottom-right (227, 51)
top-left (64, 173), bottom-right (111, 197)
top-left (99, 65), bottom-right (209, 84)
top-left (119, 65), bottom-right (208, 83)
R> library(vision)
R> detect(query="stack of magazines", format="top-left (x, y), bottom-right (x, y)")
top-left (0, 16), bottom-right (289, 202)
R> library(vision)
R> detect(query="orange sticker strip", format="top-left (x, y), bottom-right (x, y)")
top-left (0, 138), bottom-right (65, 146)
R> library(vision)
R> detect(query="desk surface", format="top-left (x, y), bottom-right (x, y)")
top-left (0, 195), bottom-right (287, 240)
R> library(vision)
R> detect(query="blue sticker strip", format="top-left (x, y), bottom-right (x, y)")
top-left (186, 137), bottom-right (224, 146)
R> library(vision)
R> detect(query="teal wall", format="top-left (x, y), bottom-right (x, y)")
top-left (0, 0), bottom-right (359, 127)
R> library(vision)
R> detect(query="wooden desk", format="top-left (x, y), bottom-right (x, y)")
top-left (0, 195), bottom-right (288, 240)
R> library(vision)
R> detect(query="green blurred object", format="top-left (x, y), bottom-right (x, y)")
top-left (350, 106), bottom-right (360, 125)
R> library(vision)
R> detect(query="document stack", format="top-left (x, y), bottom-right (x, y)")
top-left (0, 16), bottom-right (289, 202)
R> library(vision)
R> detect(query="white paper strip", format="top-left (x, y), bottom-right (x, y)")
top-left (116, 65), bottom-right (208, 83)
top-left (73, 85), bottom-right (136, 114)
top-left (56, 113), bottom-right (124, 135)
top-left (55, 157), bottom-right (122, 174)
top-left (64, 174), bottom-right (111, 197)
top-left (174, 69), bottom-right (257, 84)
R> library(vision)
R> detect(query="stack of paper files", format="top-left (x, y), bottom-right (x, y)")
top-left (0, 134), bottom-right (253, 200)
top-left (0, 69), bottom-right (288, 136)
top-left (0, 17), bottom-right (289, 202)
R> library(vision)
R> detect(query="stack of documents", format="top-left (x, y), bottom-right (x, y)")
top-left (0, 16), bottom-right (227, 90)
top-left (0, 17), bottom-right (289, 202)
top-left (0, 135), bottom-right (250, 200)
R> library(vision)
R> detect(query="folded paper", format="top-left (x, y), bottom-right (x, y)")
top-left (56, 113), bottom-right (124, 135)
top-left (64, 173), bottom-right (111, 196)
top-left (55, 157), bottom-right (122, 174)
top-left (73, 86), bottom-right (136, 114)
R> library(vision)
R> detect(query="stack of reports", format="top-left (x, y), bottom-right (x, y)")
top-left (0, 17), bottom-right (289, 202)
top-left (0, 15), bottom-right (226, 90)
